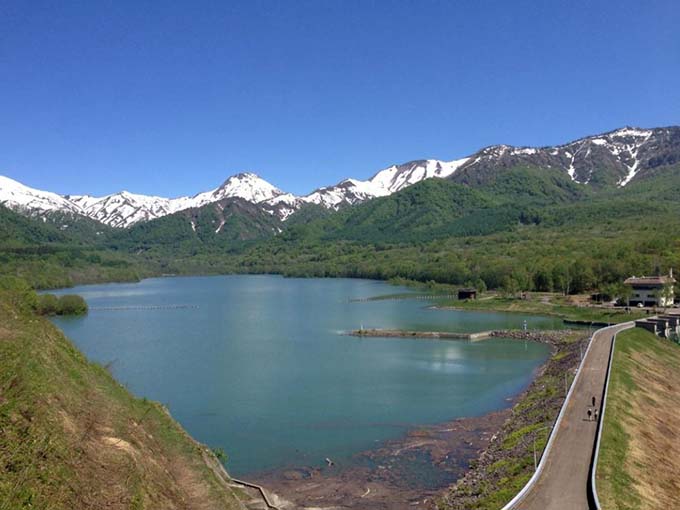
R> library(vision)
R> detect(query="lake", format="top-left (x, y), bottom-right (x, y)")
top-left (50, 275), bottom-right (560, 476)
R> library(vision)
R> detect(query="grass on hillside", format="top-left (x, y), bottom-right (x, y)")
top-left (0, 291), bottom-right (245, 510)
top-left (597, 328), bottom-right (680, 510)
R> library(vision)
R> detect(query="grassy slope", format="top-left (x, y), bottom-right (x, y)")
top-left (0, 292), bottom-right (245, 510)
top-left (597, 328), bottom-right (680, 510)
top-left (438, 292), bottom-right (646, 324)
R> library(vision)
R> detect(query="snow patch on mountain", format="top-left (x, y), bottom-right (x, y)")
top-left (369, 158), bottom-right (469, 194)
top-left (2, 125), bottom-right (674, 229)
top-left (611, 127), bottom-right (653, 138)
top-left (617, 130), bottom-right (653, 186)
top-left (561, 127), bottom-right (653, 186)
top-left (302, 178), bottom-right (383, 209)
top-left (302, 158), bottom-right (470, 210)
top-left (70, 191), bottom-right (177, 228)
top-left (0, 175), bottom-right (83, 215)
top-left (261, 193), bottom-right (305, 221)
top-left (69, 172), bottom-right (286, 227)
top-left (185, 173), bottom-right (284, 209)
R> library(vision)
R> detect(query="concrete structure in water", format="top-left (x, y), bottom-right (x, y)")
top-left (624, 270), bottom-right (676, 307)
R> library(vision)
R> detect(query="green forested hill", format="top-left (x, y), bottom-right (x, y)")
top-left (224, 164), bottom-right (680, 292)
top-left (282, 179), bottom-right (496, 243)
top-left (0, 206), bottom-right (144, 289)
top-left (107, 197), bottom-right (282, 256)
top-left (2, 162), bottom-right (680, 295)
top-left (0, 205), bottom-right (69, 245)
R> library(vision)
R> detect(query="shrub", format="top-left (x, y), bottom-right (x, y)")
top-left (36, 293), bottom-right (60, 315)
top-left (56, 294), bottom-right (88, 315)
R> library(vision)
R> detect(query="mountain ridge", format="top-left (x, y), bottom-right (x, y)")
top-left (2, 125), bottom-right (678, 229)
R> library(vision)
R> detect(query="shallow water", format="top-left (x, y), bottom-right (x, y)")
top-left (51, 275), bottom-right (558, 475)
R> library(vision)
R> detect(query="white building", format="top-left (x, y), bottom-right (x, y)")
top-left (624, 271), bottom-right (676, 307)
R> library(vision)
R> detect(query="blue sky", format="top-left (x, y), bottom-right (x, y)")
top-left (1, 0), bottom-right (678, 197)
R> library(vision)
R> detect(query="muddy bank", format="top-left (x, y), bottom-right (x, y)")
top-left (251, 409), bottom-right (511, 510)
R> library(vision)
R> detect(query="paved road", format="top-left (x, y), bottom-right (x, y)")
top-left (508, 322), bottom-right (632, 510)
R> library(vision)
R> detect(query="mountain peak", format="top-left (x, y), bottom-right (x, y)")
top-left (223, 171), bottom-right (259, 182)
top-left (211, 172), bottom-right (284, 203)
top-left (604, 126), bottom-right (653, 139)
top-left (2, 125), bottom-right (679, 229)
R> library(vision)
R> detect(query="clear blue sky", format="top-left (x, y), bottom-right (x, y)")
top-left (1, 0), bottom-right (678, 197)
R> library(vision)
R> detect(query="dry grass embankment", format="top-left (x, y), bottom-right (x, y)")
top-left (0, 292), bottom-right (247, 510)
top-left (597, 328), bottom-right (680, 510)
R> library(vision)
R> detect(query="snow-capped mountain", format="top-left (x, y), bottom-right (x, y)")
top-left (2, 125), bottom-right (678, 229)
top-left (183, 172), bottom-right (285, 208)
top-left (65, 173), bottom-right (286, 228)
top-left (0, 159), bottom-right (473, 227)
top-left (451, 126), bottom-right (680, 188)
top-left (259, 193), bottom-right (306, 221)
top-left (69, 191), bottom-right (178, 228)
top-left (303, 178), bottom-right (388, 209)
top-left (0, 175), bottom-right (84, 216)
top-left (369, 158), bottom-right (471, 193)
top-left (302, 158), bottom-right (470, 209)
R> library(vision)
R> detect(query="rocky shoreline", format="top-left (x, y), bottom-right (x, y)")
top-left (251, 409), bottom-right (511, 510)
top-left (249, 330), bottom-right (583, 510)
top-left (439, 330), bottom-right (586, 509)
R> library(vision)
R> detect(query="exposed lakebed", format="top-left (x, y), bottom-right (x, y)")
top-left (51, 276), bottom-right (559, 486)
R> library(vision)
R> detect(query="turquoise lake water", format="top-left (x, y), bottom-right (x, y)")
top-left (50, 275), bottom-right (560, 475)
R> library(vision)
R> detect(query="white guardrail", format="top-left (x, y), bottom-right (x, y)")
top-left (499, 323), bottom-right (625, 510)
top-left (590, 324), bottom-right (632, 509)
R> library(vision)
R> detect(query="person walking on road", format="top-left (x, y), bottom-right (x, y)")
top-left (587, 408), bottom-right (592, 421)
top-left (592, 396), bottom-right (596, 407)
top-left (594, 408), bottom-right (599, 422)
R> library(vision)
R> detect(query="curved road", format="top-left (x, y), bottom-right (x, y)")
top-left (507, 322), bottom-right (632, 510)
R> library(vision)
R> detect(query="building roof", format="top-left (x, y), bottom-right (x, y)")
top-left (624, 275), bottom-right (676, 286)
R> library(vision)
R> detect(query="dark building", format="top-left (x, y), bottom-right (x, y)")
top-left (458, 288), bottom-right (477, 300)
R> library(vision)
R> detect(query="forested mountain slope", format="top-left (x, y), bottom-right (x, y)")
top-left (107, 197), bottom-right (282, 255)
top-left (1, 130), bottom-right (680, 295)
top-left (3, 126), bottom-right (678, 234)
